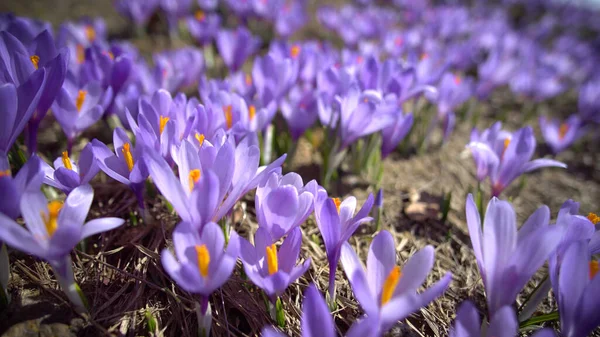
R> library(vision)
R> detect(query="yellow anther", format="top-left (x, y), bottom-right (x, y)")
top-left (587, 213), bottom-right (600, 225)
top-left (85, 25), bottom-right (96, 41)
top-left (41, 201), bottom-right (63, 237)
top-left (0, 169), bottom-right (11, 177)
top-left (381, 266), bottom-right (402, 305)
top-left (420, 53), bottom-right (429, 60)
top-left (558, 123), bottom-right (569, 140)
top-left (76, 45), bottom-right (85, 64)
top-left (332, 198), bottom-right (341, 213)
top-left (188, 169), bottom-right (201, 191)
top-left (121, 143), bottom-right (134, 172)
top-left (249, 105), bottom-right (256, 120)
top-left (195, 10), bottom-right (206, 21)
top-left (195, 244), bottom-right (210, 277)
top-left (266, 244), bottom-right (279, 275)
top-left (291, 45), bottom-right (301, 59)
top-left (224, 105), bottom-right (233, 129)
top-left (30, 55), bottom-right (40, 70)
top-left (159, 116), bottom-right (170, 135)
top-left (75, 90), bottom-right (87, 112)
top-left (245, 73), bottom-right (252, 86)
top-left (590, 260), bottom-right (599, 280)
top-left (102, 51), bottom-right (114, 60)
top-left (195, 133), bottom-right (206, 147)
top-left (61, 151), bottom-right (73, 170)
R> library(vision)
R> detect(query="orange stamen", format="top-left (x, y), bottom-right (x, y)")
top-left (30, 55), bottom-right (40, 69)
top-left (195, 10), bottom-right (206, 22)
top-left (195, 133), bottom-right (205, 147)
top-left (0, 170), bottom-right (11, 177)
top-left (76, 45), bottom-right (85, 64)
top-left (85, 25), bottom-right (96, 42)
top-left (249, 105), bottom-right (256, 120)
top-left (75, 90), bottom-right (87, 112)
top-left (558, 123), bottom-right (569, 140)
top-left (245, 73), bottom-right (252, 86)
top-left (587, 213), bottom-right (600, 225)
top-left (188, 169), bottom-right (201, 191)
top-left (121, 143), bottom-right (134, 172)
top-left (61, 151), bottom-right (73, 170)
top-left (590, 260), bottom-right (599, 280)
top-left (41, 201), bottom-right (63, 237)
top-left (501, 138), bottom-right (511, 161)
top-left (266, 244), bottom-right (278, 275)
top-left (291, 45), bottom-right (301, 59)
top-left (159, 116), bottom-right (169, 135)
top-left (195, 244), bottom-right (210, 277)
top-left (381, 266), bottom-right (402, 305)
top-left (224, 105), bottom-right (233, 129)
top-left (332, 198), bottom-right (341, 213)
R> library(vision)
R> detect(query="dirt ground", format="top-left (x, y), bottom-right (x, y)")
top-left (0, 0), bottom-right (599, 336)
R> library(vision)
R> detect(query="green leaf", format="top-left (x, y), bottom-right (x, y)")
top-left (275, 297), bottom-right (286, 328)
top-left (519, 311), bottom-right (559, 329)
top-left (145, 309), bottom-right (158, 334)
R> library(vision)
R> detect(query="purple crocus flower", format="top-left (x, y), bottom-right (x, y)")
top-left (336, 84), bottom-right (395, 149)
top-left (256, 172), bottom-right (317, 240)
top-left (0, 184), bottom-right (124, 308)
top-left (53, 78), bottom-right (113, 150)
top-left (274, 0), bottom-right (308, 38)
top-left (314, 189), bottom-right (374, 304)
top-left (115, 0), bottom-right (160, 27)
top-left (341, 231), bottom-right (452, 335)
top-left (161, 221), bottom-right (238, 297)
top-left (238, 227), bottom-right (311, 300)
top-left (159, 0), bottom-right (193, 33)
top-left (153, 48), bottom-right (204, 92)
top-left (92, 128), bottom-right (148, 208)
top-left (78, 44), bottom-right (132, 98)
top-left (434, 72), bottom-right (473, 141)
top-left (252, 53), bottom-right (298, 106)
top-left (578, 77), bottom-right (600, 123)
top-left (539, 115), bottom-right (584, 154)
top-left (280, 85), bottom-right (318, 141)
top-left (467, 123), bottom-right (566, 196)
top-left (145, 134), bottom-right (286, 225)
top-left (56, 18), bottom-right (107, 48)
top-left (380, 106), bottom-right (414, 159)
top-left (465, 194), bottom-right (564, 317)
top-left (0, 70), bottom-right (46, 157)
top-left (261, 284), bottom-right (335, 337)
top-left (0, 155), bottom-right (43, 220)
top-left (42, 144), bottom-right (100, 194)
top-left (556, 241), bottom-right (600, 337)
top-left (450, 301), bottom-right (555, 337)
top-left (186, 10), bottom-right (221, 46)
top-left (216, 27), bottom-right (261, 73)
top-left (197, 0), bottom-right (219, 10)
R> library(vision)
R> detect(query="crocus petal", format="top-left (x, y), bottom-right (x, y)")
top-left (301, 284), bottom-right (335, 337)
top-left (317, 198), bottom-right (341, 260)
top-left (577, 269), bottom-right (600, 336)
top-left (189, 170), bottom-right (220, 225)
top-left (465, 194), bottom-right (484, 276)
top-left (486, 306), bottom-right (518, 337)
top-left (278, 227), bottom-right (302, 273)
top-left (346, 315), bottom-right (381, 337)
top-left (349, 268), bottom-right (379, 317)
top-left (450, 301), bottom-right (480, 337)
top-left (58, 184), bottom-right (94, 227)
top-left (380, 293), bottom-right (422, 328)
top-left (558, 241), bottom-right (588, 331)
top-left (261, 327), bottom-right (286, 337)
top-left (395, 245), bottom-right (435, 295)
top-left (80, 218), bottom-right (125, 240)
top-left (522, 158), bottom-right (567, 172)
top-left (366, 230), bottom-right (397, 296)
top-left (0, 213), bottom-right (44, 257)
top-left (517, 205), bottom-right (550, 242)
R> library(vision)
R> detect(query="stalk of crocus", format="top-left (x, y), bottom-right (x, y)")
top-left (238, 227), bottom-right (311, 326)
top-left (0, 185), bottom-right (124, 311)
top-left (373, 188), bottom-right (384, 231)
top-left (341, 231), bottom-right (452, 335)
top-left (465, 194), bottom-right (564, 317)
top-left (450, 301), bottom-right (556, 337)
top-left (314, 189), bottom-right (374, 309)
top-left (161, 221), bottom-right (239, 337)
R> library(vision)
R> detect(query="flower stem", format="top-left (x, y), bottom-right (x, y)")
top-left (196, 296), bottom-right (212, 337)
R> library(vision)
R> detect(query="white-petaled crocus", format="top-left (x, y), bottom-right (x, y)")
top-left (92, 128), bottom-right (148, 208)
top-left (52, 79), bottom-right (113, 152)
top-left (238, 227), bottom-right (311, 303)
top-left (0, 184), bottom-right (124, 310)
top-left (539, 115), bottom-right (584, 154)
top-left (556, 241), bottom-right (600, 337)
top-left (42, 143), bottom-right (100, 194)
top-left (261, 284), bottom-right (335, 337)
top-left (341, 230), bottom-right (452, 335)
top-left (161, 221), bottom-right (239, 337)
top-left (450, 301), bottom-right (556, 337)
top-left (467, 122), bottom-right (566, 196)
top-left (314, 188), bottom-right (374, 306)
top-left (255, 172), bottom-right (318, 241)
top-left (465, 194), bottom-right (564, 318)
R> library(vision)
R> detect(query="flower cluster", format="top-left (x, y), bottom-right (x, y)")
top-left (0, 0), bottom-right (599, 335)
